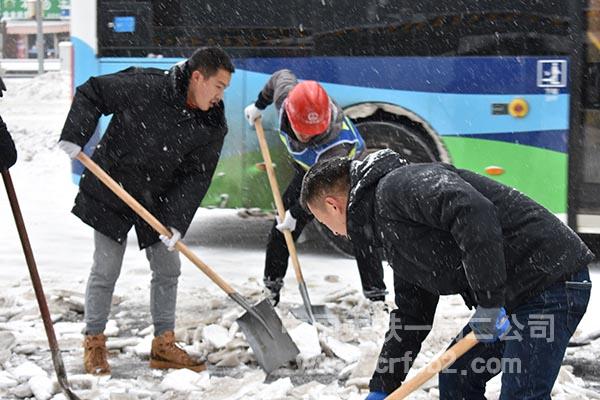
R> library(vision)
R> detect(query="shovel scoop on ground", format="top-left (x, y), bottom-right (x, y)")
top-left (236, 298), bottom-right (300, 373)
top-left (76, 153), bottom-right (300, 374)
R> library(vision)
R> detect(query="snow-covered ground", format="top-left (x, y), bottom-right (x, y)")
top-left (0, 73), bottom-right (598, 399)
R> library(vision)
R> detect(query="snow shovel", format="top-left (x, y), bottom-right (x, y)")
top-left (254, 119), bottom-right (334, 325)
top-left (76, 153), bottom-right (299, 373)
top-left (385, 331), bottom-right (478, 399)
top-left (2, 170), bottom-right (82, 400)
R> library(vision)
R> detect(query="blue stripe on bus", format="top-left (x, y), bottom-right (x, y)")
top-left (235, 56), bottom-right (569, 95)
top-left (306, 79), bottom-right (570, 136)
top-left (446, 130), bottom-right (567, 153)
top-left (99, 55), bottom-right (568, 95)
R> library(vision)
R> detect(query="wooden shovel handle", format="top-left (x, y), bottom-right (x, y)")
top-left (254, 119), bottom-right (306, 284)
top-left (76, 152), bottom-right (236, 295)
top-left (386, 331), bottom-right (478, 399)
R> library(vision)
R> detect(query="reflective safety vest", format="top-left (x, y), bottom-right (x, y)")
top-left (278, 114), bottom-right (366, 170)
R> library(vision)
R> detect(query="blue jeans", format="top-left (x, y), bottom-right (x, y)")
top-left (439, 267), bottom-right (592, 400)
top-left (85, 230), bottom-right (181, 336)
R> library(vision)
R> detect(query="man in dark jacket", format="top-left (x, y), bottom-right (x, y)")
top-left (244, 69), bottom-right (387, 305)
top-left (0, 77), bottom-right (17, 171)
top-left (58, 47), bottom-right (234, 375)
top-left (300, 149), bottom-right (593, 400)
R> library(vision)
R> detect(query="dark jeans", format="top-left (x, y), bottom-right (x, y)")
top-left (439, 266), bottom-right (592, 400)
top-left (264, 168), bottom-right (387, 300)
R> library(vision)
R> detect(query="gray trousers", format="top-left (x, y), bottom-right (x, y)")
top-left (85, 230), bottom-right (181, 336)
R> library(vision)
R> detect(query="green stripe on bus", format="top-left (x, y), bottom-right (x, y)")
top-left (442, 137), bottom-right (567, 213)
top-left (201, 149), bottom-right (295, 209)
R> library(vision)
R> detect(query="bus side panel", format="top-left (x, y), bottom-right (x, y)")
top-left (71, 54), bottom-right (571, 213)
top-left (237, 56), bottom-right (570, 214)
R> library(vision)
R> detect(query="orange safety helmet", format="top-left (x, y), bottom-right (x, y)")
top-left (284, 80), bottom-right (331, 136)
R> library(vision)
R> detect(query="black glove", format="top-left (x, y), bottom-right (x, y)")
top-left (469, 306), bottom-right (510, 343)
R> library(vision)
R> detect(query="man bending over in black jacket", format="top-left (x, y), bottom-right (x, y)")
top-left (300, 149), bottom-right (593, 400)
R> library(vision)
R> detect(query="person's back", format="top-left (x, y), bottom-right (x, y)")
top-left (374, 162), bottom-right (593, 309)
top-left (454, 165), bottom-right (592, 305)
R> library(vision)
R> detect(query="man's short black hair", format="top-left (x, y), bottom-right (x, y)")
top-left (300, 157), bottom-right (352, 211)
top-left (187, 47), bottom-right (235, 78)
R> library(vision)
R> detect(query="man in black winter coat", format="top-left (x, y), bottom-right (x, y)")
top-left (58, 47), bottom-right (234, 375)
top-left (300, 149), bottom-right (593, 400)
top-left (0, 77), bottom-right (17, 171)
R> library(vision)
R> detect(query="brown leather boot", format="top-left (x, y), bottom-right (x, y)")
top-left (150, 331), bottom-right (206, 372)
top-left (83, 333), bottom-right (111, 375)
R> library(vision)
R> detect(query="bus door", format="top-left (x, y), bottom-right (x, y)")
top-left (576, 1), bottom-right (600, 235)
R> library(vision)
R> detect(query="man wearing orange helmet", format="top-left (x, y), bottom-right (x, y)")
top-left (245, 69), bottom-right (386, 306)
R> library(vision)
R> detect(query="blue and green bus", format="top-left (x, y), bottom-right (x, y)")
top-left (70, 0), bottom-right (600, 253)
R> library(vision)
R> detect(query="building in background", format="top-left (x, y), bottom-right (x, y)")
top-left (0, 0), bottom-right (70, 58)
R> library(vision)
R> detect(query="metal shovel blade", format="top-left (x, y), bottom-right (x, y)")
top-left (297, 281), bottom-right (317, 324)
top-left (290, 304), bottom-right (338, 326)
top-left (52, 352), bottom-right (81, 400)
top-left (236, 299), bottom-right (299, 373)
top-left (292, 282), bottom-right (337, 325)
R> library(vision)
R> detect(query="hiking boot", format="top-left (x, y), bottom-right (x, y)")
top-left (150, 331), bottom-right (206, 372)
top-left (83, 333), bottom-right (111, 375)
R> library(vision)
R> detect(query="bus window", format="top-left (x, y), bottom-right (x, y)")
top-left (99, 0), bottom-right (314, 57)
top-left (98, 1), bottom-right (573, 57)
top-left (314, 2), bottom-right (571, 56)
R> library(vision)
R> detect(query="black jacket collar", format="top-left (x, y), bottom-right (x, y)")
top-left (347, 149), bottom-right (408, 246)
top-left (164, 61), bottom-right (225, 124)
top-left (163, 61), bottom-right (190, 109)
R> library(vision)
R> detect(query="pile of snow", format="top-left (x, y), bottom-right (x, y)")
top-left (8, 72), bottom-right (70, 102)
top-left (0, 282), bottom-right (598, 399)
top-left (0, 73), bottom-right (71, 162)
